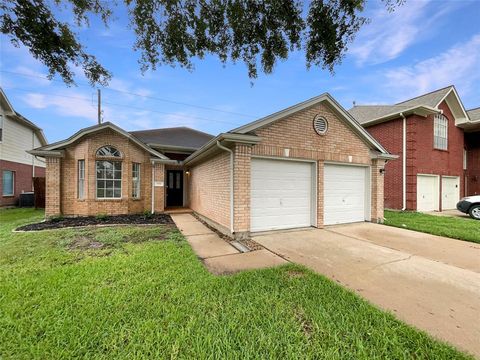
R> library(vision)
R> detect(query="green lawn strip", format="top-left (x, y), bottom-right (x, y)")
top-left (0, 208), bottom-right (471, 359)
top-left (384, 210), bottom-right (480, 244)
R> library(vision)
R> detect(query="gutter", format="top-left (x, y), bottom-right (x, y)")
top-left (216, 141), bottom-right (234, 235)
top-left (151, 160), bottom-right (155, 214)
top-left (400, 112), bottom-right (407, 211)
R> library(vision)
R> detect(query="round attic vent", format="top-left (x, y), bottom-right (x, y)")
top-left (313, 115), bottom-right (328, 135)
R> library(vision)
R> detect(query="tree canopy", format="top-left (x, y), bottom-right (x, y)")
top-left (0, 0), bottom-right (402, 86)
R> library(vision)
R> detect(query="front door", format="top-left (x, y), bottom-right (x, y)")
top-left (166, 170), bottom-right (183, 207)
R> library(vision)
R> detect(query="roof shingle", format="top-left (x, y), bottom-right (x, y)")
top-left (130, 126), bottom-right (214, 150)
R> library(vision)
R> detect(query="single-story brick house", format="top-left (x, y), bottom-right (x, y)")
top-left (30, 93), bottom-right (395, 239)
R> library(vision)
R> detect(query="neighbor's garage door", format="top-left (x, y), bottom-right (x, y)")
top-left (251, 158), bottom-right (314, 232)
top-left (417, 175), bottom-right (439, 211)
top-left (442, 176), bottom-right (460, 210)
top-left (324, 164), bottom-right (368, 225)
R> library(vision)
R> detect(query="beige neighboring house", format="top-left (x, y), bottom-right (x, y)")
top-left (30, 93), bottom-right (395, 239)
top-left (0, 88), bottom-right (47, 206)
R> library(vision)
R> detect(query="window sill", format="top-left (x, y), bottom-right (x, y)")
top-left (2, 195), bottom-right (14, 198)
top-left (95, 198), bottom-right (124, 202)
top-left (132, 198), bottom-right (142, 201)
top-left (433, 148), bottom-right (449, 152)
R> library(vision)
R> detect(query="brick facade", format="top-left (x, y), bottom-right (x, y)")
top-left (187, 152), bottom-right (231, 231)
top-left (366, 101), bottom-right (467, 210)
top-left (44, 128), bottom-right (163, 217)
top-left (0, 159), bottom-right (45, 206)
top-left (466, 131), bottom-right (480, 195)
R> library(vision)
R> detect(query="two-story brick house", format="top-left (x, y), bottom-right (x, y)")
top-left (349, 86), bottom-right (480, 212)
top-left (0, 88), bottom-right (47, 206)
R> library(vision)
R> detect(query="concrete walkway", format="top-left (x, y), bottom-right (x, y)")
top-left (254, 223), bottom-right (480, 357)
top-left (170, 214), bottom-right (286, 275)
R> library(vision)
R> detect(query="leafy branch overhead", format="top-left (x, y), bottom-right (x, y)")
top-left (0, 0), bottom-right (402, 86)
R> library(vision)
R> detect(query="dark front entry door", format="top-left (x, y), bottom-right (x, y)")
top-left (166, 170), bottom-right (183, 207)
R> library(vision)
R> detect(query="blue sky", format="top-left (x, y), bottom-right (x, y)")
top-left (1, 0), bottom-right (479, 143)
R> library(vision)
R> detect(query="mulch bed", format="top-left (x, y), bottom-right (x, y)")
top-left (16, 213), bottom-right (173, 231)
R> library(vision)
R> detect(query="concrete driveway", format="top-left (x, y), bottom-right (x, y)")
top-left (253, 223), bottom-right (480, 357)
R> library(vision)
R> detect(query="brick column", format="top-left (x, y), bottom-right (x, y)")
top-left (153, 163), bottom-right (165, 212)
top-left (45, 157), bottom-right (61, 218)
top-left (233, 144), bottom-right (251, 239)
top-left (371, 159), bottom-right (386, 223)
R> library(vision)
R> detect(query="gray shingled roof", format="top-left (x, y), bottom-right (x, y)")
top-left (130, 126), bottom-right (214, 149)
top-left (467, 107), bottom-right (480, 122)
top-left (348, 86), bottom-right (453, 124)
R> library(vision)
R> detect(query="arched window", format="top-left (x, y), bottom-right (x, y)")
top-left (96, 146), bottom-right (121, 157)
top-left (433, 114), bottom-right (448, 150)
top-left (96, 146), bottom-right (122, 198)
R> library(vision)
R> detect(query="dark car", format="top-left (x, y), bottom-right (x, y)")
top-left (457, 195), bottom-right (480, 220)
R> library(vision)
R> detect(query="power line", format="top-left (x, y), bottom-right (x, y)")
top-left (2, 86), bottom-right (243, 126)
top-left (0, 70), bottom-right (257, 118)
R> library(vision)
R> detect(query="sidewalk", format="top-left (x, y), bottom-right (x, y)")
top-left (170, 213), bottom-right (287, 275)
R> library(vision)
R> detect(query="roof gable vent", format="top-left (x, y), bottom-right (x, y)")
top-left (313, 115), bottom-right (328, 135)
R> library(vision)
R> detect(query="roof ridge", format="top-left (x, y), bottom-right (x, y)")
top-left (467, 106), bottom-right (480, 112)
top-left (130, 126), bottom-right (213, 137)
top-left (394, 85), bottom-right (453, 105)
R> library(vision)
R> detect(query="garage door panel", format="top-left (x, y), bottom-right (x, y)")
top-left (442, 176), bottom-right (460, 210)
top-left (324, 164), bottom-right (367, 225)
top-left (417, 175), bottom-right (439, 212)
top-left (251, 158), bottom-right (313, 232)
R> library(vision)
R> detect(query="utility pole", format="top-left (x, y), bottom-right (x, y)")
top-left (97, 89), bottom-right (102, 124)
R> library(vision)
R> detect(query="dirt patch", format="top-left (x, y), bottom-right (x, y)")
top-left (294, 307), bottom-right (314, 338)
top-left (286, 269), bottom-right (306, 279)
top-left (69, 236), bottom-right (106, 250)
top-left (16, 213), bottom-right (173, 231)
top-left (238, 238), bottom-right (263, 251)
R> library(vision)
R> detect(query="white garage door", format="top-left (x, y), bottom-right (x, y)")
top-left (442, 176), bottom-right (460, 210)
top-left (251, 158), bottom-right (314, 232)
top-left (324, 164), bottom-right (368, 225)
top-left (417, 175), bottom-right (439, 211)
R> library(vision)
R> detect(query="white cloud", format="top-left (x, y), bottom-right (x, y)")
top-left (349, 0), bottom-right (464, 65)
top-left (382, 34), bottom-right (480, 101)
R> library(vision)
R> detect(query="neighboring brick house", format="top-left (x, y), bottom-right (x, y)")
top-left (0, 88), bottom-right (47, 206)
top-left (31, 93), bottom-right (394, 239)
top-left (349, 86), bottom-right (480, 212)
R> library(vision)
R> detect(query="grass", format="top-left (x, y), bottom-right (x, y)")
top-left (0, 208), bottom-right (472, 359)
top-left (384, 210), bottom-right (480, 244)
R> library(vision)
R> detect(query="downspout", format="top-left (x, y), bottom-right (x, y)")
top-left (400, 112), bottom-right (407, 210)
top-left (216, 141), bottom-right (234, 235)
top-left (151, 160), bottom-right (155, 214)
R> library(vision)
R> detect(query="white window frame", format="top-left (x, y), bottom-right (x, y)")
top-left (95, 160), bottom-right (122, 199)
top-left (433, 114), bottom-right (448, 150)
top-left (2, 170), bottom-right (14, 196)
top-left (132, 163), bottom-right (140, 199)
top-left (78, 160), bottom-right (85, 199)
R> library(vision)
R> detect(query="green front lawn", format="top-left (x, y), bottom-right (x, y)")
top-left (0, 209), bottom-right (470, 359)
top-left (384, 210), bottom-right (480, 244)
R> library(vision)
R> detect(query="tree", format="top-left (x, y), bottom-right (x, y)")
top-left (0, 0), bottom-right (402, 86)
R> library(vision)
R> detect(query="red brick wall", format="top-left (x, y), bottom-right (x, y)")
top-left (0, 160), bottom-right (44, 206)
top-left (466, 131), bottom-right (480, 195)
top-left (364, 101), bottom-right (465, 210)
top-left (366, 118), bottom-right (404, 209)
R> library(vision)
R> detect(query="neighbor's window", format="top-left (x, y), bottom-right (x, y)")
top-left (78, 160), bottom-right (85, 199)
top-left (95, 146), bottom-right (122, 199)
top-left (132, 163), bottom-right (140, 198)
top-left (433, 114), bottom-right (448, 150)
top-left (0, 115), bottom-right (3, 142)
top-left (2, 170), bottom-right (14, 196)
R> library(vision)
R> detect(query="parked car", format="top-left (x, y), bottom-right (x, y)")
top-left (457, 196), bottom-right (480, 220)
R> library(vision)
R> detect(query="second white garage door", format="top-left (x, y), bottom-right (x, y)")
top-left (442, 176), bottom-right (460, 210)
top-left (251, 158), bottom-right (314, 232)
top-left (324, 164), bottom-right (368, 225)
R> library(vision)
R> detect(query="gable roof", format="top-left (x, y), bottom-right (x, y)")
top-left (130, 127), bottom-right (213, 151)
top-left (30, 122), bottom-right (168, 159)
top-left (349, 86), bottom-right (469, 127)
top-left (229, 93), bottom-right (392, 157)
top-left (1, 88), bottom-right (48, 146)
top-left (467, 107), bottom-right (480, 122)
